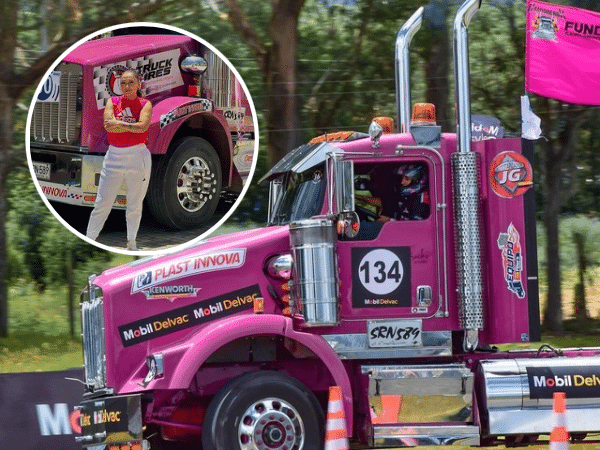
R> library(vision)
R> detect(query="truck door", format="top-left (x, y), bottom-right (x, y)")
top-left (336, 151), bottom-right (449, 340)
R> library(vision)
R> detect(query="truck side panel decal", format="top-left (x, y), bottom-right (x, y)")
top-left (527, 366), bottom-right (600, 399)
top-left (118, 284), bottom-right (260, 347)
top-left (93, 49), bottom-right (184, 109)
top-left (131, 248), bottom-right (246, 294)
top-left (489, 151), bottom-right (533, 198)
top-left (352, 247), bottom-right (411, 308)
top-left (159, 99), bottom-right (212, 128)
top-left (497, 223), bottom-right (525, 298)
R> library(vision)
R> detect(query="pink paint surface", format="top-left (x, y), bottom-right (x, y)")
top-left (526, 0), bottom-right (600, 105)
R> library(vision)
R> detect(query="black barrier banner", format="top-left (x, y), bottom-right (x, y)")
top-left (0, 368), bottom-right (84, 450)
top-left (527, 365), bottom-right (600, 399)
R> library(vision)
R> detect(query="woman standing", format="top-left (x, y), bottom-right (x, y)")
top-left (86, 69), bottom-right (152, 251)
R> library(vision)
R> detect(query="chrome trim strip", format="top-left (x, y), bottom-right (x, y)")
top-left (323, 332), bottom-right (451, 359)
top-left (30, 143), bottom-right (89, 153)
top-left (372, 424), bottom-right (480, 447)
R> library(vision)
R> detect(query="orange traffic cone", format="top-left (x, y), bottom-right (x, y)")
top-left (371, 395), bottom-right (403, 424)
top-left (324, 386), bottom-right (349, 450)
top-left (549, 391), bottom-right (570, 450)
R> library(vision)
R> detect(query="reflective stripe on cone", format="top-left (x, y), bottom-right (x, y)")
top-left (549, 391), bottom-right (569, 450)
top-left (324, 386), bottom-right (349, 450)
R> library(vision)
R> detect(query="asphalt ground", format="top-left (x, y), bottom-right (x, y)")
top-left (50, 199), bottom-right (233, 253)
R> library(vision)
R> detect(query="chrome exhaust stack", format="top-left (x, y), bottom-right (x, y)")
top-left (451, 0), bottom-right (483, 352)
top-left (395, 7), bottom-right (424, 133)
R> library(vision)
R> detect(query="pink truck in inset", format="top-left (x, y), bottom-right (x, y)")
top-left (29, 29), bottom-right (254, 229)
top-left (75, 2), bottom-right (600, 449)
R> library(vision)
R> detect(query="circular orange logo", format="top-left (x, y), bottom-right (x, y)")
top-left (489, 151), bottom-right (533, 198)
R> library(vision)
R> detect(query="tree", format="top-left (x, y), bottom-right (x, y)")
top-left (0, 0), bottom-right (191, 337)
top-left (222, 0), bottom-right (307, 167)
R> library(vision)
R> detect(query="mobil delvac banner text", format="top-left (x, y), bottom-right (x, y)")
top-left (0, 369), bottom-right (83, 450)
top-left (525, 0), bottom-right (600, 105)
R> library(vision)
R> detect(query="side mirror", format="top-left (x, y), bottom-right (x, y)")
top-left (334, 158), bottom-right (355, 214)
top-left (337, 211), bottom-right (360, 238)
top-left (267, 179), bottom-right (283, 224)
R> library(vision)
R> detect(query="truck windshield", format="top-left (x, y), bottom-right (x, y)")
top-left (269, 164), bottom-right (326, 225)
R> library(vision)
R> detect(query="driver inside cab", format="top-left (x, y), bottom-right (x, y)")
top-left (355, 163), bottom-right (430, 222)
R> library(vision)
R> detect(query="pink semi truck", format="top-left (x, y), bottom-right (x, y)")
top-left (75, 2), bottom-right (600, 449)
top-left (30, 30), bottom-right (254, 230)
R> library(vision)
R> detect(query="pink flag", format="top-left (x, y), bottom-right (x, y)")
top-left (525, 0), bottom-right (600, 105)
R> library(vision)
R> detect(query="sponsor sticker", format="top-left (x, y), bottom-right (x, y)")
top-left (527, 366), bottom-right (600, 399)
top-left (497, 223), bottom-right (526, 299)
top-left (38, 71), bottom-right (61, 102)
top-left (79, 394), bottom-right (142, 443)
top-left (119, 285), bottom-right (260, 346)
top-left (93, 49), bottom-right (184, 109)
top-left (131, 249), bottom-right (246, 294)
top-left (489, 151), bottom-right (533, 198)
top-left (352, 247), bottom-right (411, 308)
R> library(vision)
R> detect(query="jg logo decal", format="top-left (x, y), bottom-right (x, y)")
top-left (352, 247), bottom-right (411, 308)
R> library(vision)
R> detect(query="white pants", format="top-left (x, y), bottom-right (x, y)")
top-left (86, 144), bottom-right (152, 243)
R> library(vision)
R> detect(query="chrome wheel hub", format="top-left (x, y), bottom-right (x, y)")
top-left (176, 156), bottom-right (217, 212)
top-left (238, 398), bottom-right (304, 450)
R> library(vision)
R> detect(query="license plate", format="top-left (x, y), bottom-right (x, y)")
top-left (367, 319), bottom-right (422, 348)
top-left (33, 162), bottom-right (51, 180)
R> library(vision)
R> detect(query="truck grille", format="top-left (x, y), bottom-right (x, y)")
top-left (81, 281), bottom-right (106, 390)
top-left (205, 52), bottom-right (233, 108)
top-left (31, 62), bottom-right (82, 146)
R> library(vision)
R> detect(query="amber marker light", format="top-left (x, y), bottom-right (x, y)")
top-left (411, 103), bottom-right (436, 125)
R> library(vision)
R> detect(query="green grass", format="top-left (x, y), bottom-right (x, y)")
top-left (1, 254), bottom-right (134, 373)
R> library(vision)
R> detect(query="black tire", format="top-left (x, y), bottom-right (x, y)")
top-left (147, 137), bottom-right (222, 230)
top-left (202, 371), bottom-right (325, 450)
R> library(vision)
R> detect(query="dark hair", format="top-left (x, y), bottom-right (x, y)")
top-left (121, 69), bottom-right (143, 97)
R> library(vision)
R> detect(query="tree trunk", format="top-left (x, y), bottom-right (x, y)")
top-left (67, 249), bottom-right (75, 339)
top-left (224, 0), bottom-right (305, 168)
top-left (0, 0), bottom-right (18, 338)
top-left (0, 92), bottom-right (12, 338)
top-left (423, 3), bottom-right (451, 132)
top-left (573, 231), bottom-right (588, 321)
top-left (537, 97), bottom-right (588, 331)
top-left (265, 0), bottom-right (304, 166)
top-left (542, 191), bottom-right (563, 331)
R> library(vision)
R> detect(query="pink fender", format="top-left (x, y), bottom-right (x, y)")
top-left (148, 96), bottom-right (234, 186)
top-left (166, 314), bottom-right (354, 432)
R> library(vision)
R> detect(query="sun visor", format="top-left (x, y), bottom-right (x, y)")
top-left (258, 142), bottom-right (343, 185)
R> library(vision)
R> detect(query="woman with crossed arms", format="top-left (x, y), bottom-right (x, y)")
top-left (86, 69), bottom-right (152, 251)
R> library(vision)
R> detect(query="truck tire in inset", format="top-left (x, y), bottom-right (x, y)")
top-left (147, 136), bottom-right (222, 230)
top-left (201, 370), bottom-right (325, 450)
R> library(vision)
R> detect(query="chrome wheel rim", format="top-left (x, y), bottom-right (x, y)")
top-left (238, 397), bottom-right (305, 450)
top-left (176, 156), bottom-right (217, 213)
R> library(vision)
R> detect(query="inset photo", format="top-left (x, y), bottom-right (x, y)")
top-left (27, 23), bottom-right (258, 255)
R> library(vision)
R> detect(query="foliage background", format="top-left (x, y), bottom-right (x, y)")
top-left (3, 0), bottom-right (600, 360)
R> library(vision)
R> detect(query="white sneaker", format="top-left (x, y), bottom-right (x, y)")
top-left (127, 240), bottom-right (138, 251)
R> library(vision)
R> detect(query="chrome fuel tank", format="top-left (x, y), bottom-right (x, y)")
top-left (479, 357), bottom-right (600, 436)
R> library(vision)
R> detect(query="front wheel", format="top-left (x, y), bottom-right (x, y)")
top-left (146, 137), bottom-right (222, 230)
top-left (202, 371), bottom-right (324, 450)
